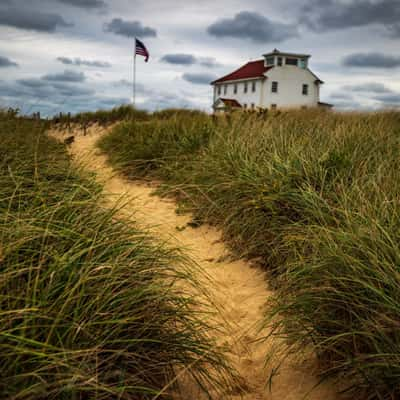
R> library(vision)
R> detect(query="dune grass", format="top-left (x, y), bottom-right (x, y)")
top-left (51, 105), bottom-right (205, 127)
top-left (98, 109), bottom-right (400, 399)
top-left (52, 104), bottom-right (150, 126)
top-left (0, 113), bottom-right (234, 399)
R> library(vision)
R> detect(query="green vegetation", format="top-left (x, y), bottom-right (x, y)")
top-left (98, 109), bottom-right (400, 399)
top-left (52, 104), bottom-right (150, 126)
top-left (0, 113), bottom-right (232, 398)
top-left (51, 104), bottom-right (203, 127)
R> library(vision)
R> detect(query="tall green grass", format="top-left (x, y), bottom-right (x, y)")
top-left (98, 109), bottom-right (400, 399)
top-left (51, 105), bottom-right (205, 127)
top-left (52, 104), bottom-right (150, 126)
top-left (0, 114), bottom-right (233, 398)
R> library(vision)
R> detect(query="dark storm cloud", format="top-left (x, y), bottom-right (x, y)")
top-left (161, 54), bottom-right (220, 68)
top-left (57, 57), bottom-right (111, 68)
top-left (343, 52), bottom-right (400, 68)
top-left (95, 97), bottom-right (130, 108)
top-left (16, 77), bottom-right (92, 97)
top-left (51, 82), bottom-right (94, 96)
top-left (198, 57), bottom-right (220, 68)
top-left (104, 18), bottom-right (157, 38)
top-left (17, 78), bottom-right (45, 88)
top-left (140, 92), bottom-right (197, 111)
top-left (7, 76), bottom-right (96, 112)
top-left (114, 79), bottom-right (131, 87)
top-left (374, 93), bottom-right (400, 104)
top-left (2, 78), bottom-right (126, 117)
top-left (0, 80), bottom-right (27, 98)
top-left (0, 8), bottom-right (73, 33)
top-left (0, 56), bottom-right (18, 67)
top-left (329, 92), bottom-right (354, 101)
top-left (56, 0), bottom-right (107, 9)
top-left (343, 83), bottom-right (394, 94)
top-left (207, 11), bottom-right (298, 43)
top-left (161, 54), bottom-right (197, 65)
top-left (182, 72), bottom-right (217, 85)
top-left (331, 99), bottom-right (365, 110)
top-left (42, 70), bottom-right (86, 82)
top-left (301, 0), bottom-right (400, 37)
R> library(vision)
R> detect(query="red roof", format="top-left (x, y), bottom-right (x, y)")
top-left (218, 98), bottom-right (242, 108)
top-left (211, 60), bottom-right (272, 84)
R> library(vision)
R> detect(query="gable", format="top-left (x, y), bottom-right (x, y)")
top-left (266, 65), bottom-right (322, 84)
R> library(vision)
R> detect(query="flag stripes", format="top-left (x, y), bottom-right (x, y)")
top-left (135, 38), bottom-right (149, 62)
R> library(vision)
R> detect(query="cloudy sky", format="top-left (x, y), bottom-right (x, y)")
top-left (0, 0), bottom-right (399, 116)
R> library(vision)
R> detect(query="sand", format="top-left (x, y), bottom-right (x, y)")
top-left (50, 124), bottom-right (341, 400)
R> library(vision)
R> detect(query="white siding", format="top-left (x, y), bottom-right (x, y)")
top-left (262, 66), bottom-right (319, 109)
top-left (212, 63), bottom-right (322, 111)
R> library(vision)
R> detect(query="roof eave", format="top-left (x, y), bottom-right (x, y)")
top-left (318, 101), bottom-right (334, 108)
top-left (306, 68), bottom-right (324, 84)
top-left (263, 52), bottom-right (311, 59)
top-left (213, 97), bottom-right (242, 108)
top-left (211, 76), bottom-right (267, 85)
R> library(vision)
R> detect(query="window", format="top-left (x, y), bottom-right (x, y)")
top-left (244, 82), bottom-right (248, 93)
top-left (302, 84), bottom-right (309, 95)
top-left (243, 103), bottom-right (247, 109)
top-left (277, 57), bottom-right (283, 66)
top-left (271, 104), bottom-right (277, 110)
top-left (217, 85), bottom-right (221, 95)
top-left (251, 103), bottom-right (255, 110)
top-left (266, 56), bottom-right (275, 65)
top-left (234, 84), bottom-right (238, 94)
top-left (224, 84), bottom-right (227, 95)
top-left (286, 57), bottom-right (298, 66)
top-left (299, 58), bottom-right (307, 69)
top-left (252, 81), bottom-right (256, 92)
top-left (271, 81), bottom-right (278, 93)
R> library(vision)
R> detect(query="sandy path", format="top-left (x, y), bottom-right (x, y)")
top-left (53, 125), bottom-right (340, 400)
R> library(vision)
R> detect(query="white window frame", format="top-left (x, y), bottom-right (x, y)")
top-left (266, 56), bottom-right (275, 66)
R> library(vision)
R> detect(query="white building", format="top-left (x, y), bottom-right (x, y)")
top-left (211, 49), bottom-right (332, 112)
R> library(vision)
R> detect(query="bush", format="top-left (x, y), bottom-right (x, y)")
top-left (98, 109), bottom-right (400, 399)
top-left (0, 115), bottom-right (232, 398)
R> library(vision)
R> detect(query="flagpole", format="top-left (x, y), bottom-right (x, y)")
top-left (133, 38), bottom-right (137, 107)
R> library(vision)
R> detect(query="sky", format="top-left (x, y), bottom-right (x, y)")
top-left (0, 0), bottom-right (399, 116)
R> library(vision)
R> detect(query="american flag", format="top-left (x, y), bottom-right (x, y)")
top-left (135, 38), bottom-right (149, 62)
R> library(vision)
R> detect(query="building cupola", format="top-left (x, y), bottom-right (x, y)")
top-left (263, 49), bottom-right (311, 69)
